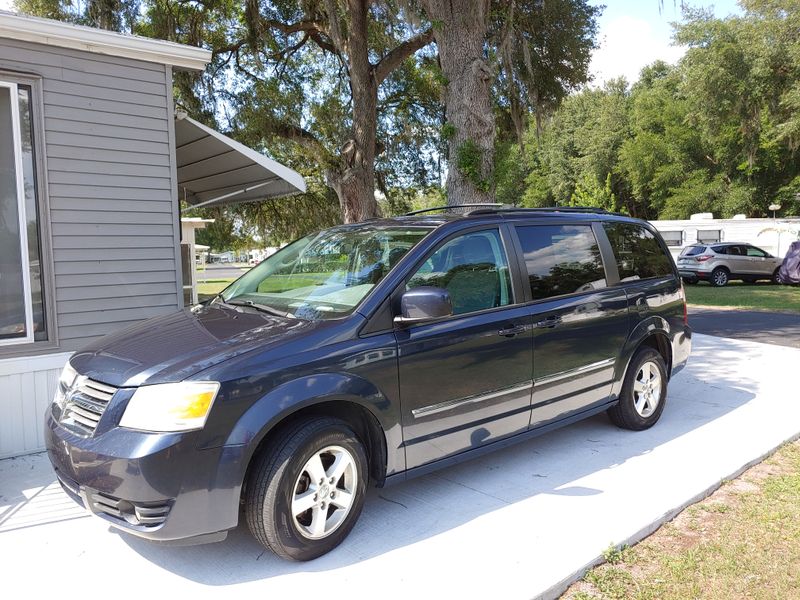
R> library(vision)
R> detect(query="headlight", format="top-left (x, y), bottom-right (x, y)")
top-left (53, 362), bottom-right (78, 410)
top-left (119, 381), bottom-right (220, 432)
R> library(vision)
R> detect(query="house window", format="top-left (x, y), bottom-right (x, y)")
top-left (0, 80), bottom-right (46, 345)
top-left (697, 230), bottom-right (721, 243)
top-left (660, 230), bottom-right (683, 247)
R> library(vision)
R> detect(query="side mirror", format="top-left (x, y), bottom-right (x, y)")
top-left (394, 287), bottom-right (453, 325)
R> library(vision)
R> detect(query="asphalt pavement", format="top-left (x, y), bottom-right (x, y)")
top-left (197, 263), bottom-right (251, 281)
top-left (688, 306), bottom-right (800, 348)
top-left (2, 334), bottom-right (799, 600)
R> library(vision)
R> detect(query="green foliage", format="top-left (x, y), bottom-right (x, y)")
top-left (491, 0), bottom-right (602, 143)
top-left (456, 140), bottom-right (491, 193)
top-left (494, 141), bottom-right (528, 206)
top-left (602, 543), bottom-right (630, 565)
top-left (441, 122), bottom-right (456, 141)
top-left (501, 4), bottom-right (800, 220)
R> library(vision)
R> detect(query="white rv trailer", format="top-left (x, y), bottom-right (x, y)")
top-left (649, 213), bottom-right (800, 259)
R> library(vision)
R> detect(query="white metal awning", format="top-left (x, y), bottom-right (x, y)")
top-left (176, 113), bottom-right (306, 211)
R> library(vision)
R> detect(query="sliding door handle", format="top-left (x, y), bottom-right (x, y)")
top-left (498, 324), bottom-right (526, 337)
top-left (534, 316), bottom-right (562, 329)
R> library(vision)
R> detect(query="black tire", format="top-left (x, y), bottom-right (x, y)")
top-left (608, 347), bottom-right (668, 431)
top-left (710, 267), bottom-right (729, 287)
top-left (682, 277), bottom-right (698, 285)
top-left (245, 417), bottom-right (368, 561)
top-left (772, 268), bottom-right (782, 285)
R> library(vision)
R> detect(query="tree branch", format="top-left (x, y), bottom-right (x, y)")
top-left (270, 121), bottom-right (333, 163)
top-left (262, 18), bottom-right (328, 36)
top-left (373, 28), bottom-right (435, 84)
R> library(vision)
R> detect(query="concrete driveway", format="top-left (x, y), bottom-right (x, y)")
top-left (2, 334), bottom-right (798, 600)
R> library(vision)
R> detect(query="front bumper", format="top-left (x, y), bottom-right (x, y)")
top-left (45, 408), bottom-right (245, 544)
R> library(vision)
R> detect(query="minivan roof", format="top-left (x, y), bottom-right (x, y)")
top-left (343, 205), bottom-right (639, 230)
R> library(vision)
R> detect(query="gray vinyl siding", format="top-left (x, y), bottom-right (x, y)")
top-left (0, 37), bottom-right (182, 353)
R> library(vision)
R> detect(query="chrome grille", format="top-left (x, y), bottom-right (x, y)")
top-left (61, 377), bottom-right (117, 436)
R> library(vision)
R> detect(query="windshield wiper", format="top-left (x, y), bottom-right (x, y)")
top-left (225, 298), bottom-right (293, 318)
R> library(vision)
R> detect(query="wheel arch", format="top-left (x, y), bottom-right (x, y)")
top-left (242, 399), bottom-right (388, 494)
top-left (613, 322), bottom-right (673, 399)
top-left (231, 374), bottom-right (392, 509)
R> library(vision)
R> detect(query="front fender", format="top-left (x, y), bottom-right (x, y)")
top-left (224, 372), bottom-right (401, 482)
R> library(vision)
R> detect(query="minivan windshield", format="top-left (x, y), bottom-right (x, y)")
top-left (219, 226), bottom-right (432, 320)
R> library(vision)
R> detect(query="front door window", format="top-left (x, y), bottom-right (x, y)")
top-left (407, 229), bottom-right (513, 314)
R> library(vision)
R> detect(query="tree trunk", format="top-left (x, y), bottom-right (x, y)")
top-left (332, 0), bottom-right (380, 223)
top-left (423, 0), bottom-right (496, 206)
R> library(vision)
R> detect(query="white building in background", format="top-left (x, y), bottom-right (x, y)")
top-left (650, 213), bottom-right (800, 259)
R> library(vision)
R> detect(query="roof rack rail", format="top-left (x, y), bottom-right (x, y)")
top-left (466, 205), bottom-right (610, 216)
top-left (404, 203), bottom-right (504, 216)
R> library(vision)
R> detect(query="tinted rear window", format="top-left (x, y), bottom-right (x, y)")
top-left (681, 245), bottom-right (707, 256)
top-left (515, 225), bottom-right (607, 300)
top-left (603, 222), bottom-right (674, 281)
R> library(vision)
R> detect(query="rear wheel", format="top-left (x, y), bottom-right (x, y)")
top-left (710, 267), bottom-right (729, 287)
top-left (608, 347), bottom-right (668, 431)
top-left (682, 277), bottom-right (698, 285)
top-left (773, 268), bottom-right (782, 285)
top-left (245, 417), bottom-right (368, 561)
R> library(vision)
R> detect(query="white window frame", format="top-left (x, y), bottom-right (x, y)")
top-left (0, 80), bottom-right (35, 346)
top-left (660, 230), bottom-right (684, 247)
top-left (697, 229), bottom-right (722, 244)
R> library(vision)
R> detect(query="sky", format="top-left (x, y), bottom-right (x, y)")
top-left (1, 0), bottom-right (744, 87)
top-left (589, 0), bottom-right (744, 86)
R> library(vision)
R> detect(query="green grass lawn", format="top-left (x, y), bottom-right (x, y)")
top-left (196, 273), bottom-right (331, 303)
top-left (685, 281), bottom-right (800, 313)
top-left (197, 278), bottom-right (234, 300)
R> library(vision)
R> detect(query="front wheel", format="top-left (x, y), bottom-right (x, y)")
top-left (608, 347), bottom-right (668, 431)
top-left (245, 417), bottom-right (368, 561)
top-left (772, 268), bottom-right (782, 285)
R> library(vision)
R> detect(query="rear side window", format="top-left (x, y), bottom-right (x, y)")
top-left (680, 245), bottom-right (707, 256)
top-left (746, 246), bottom-right (767, 257)
top-left (603, 222), bottom-right (674, 281)
top-left (515, 225), bottom-right (607, 300)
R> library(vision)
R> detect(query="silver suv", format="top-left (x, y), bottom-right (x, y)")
top-left (677, 242), bottom-right (782, 286)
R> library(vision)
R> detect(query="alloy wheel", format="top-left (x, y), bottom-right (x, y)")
top-left (632, 361), bottom-right (662, 418)
top-left (291, 445), bottom-right (357, 540)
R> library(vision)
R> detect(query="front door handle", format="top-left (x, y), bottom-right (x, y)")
top-left (534, 316), bottom-right (562, 329)
top-left (498, 324), bottom-right (526, 337)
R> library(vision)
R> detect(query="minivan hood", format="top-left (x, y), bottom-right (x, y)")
top-left (69, 303), bottom-right (332, 387)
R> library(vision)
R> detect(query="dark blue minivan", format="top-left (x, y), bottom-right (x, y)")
top-left (46, 206), bottom-right (691, 560)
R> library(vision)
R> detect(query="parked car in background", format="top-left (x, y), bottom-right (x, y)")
top-left (46, 206), bottom-right (691, 562)
top-left (677, 242), bottom-right (783, 286)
